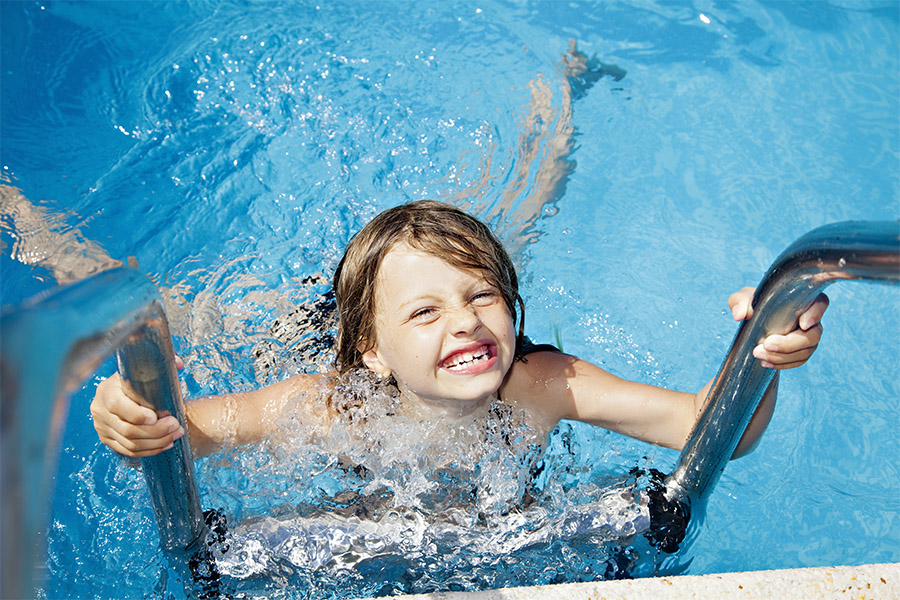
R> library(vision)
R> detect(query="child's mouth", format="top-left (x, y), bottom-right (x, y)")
top-left (440, 344), bottom-right (495, 372)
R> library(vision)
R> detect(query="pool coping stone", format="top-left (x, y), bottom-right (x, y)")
top-left (361, 562), bottom-right (899, 600)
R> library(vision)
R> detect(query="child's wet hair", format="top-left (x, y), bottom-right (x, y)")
top-left (333, 200), bottom-right (525, 373)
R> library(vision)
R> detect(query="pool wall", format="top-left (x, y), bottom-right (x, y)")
top-left (366, 563), bottom-right (899, 600)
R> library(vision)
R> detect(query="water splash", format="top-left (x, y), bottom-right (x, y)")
top-left (196, 369), bottom-right (657, 598)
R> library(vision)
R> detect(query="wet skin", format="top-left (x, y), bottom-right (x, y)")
top-left (360, 243), bottom-right (517, 417)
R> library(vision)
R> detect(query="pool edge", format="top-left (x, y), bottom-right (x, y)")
top-left (363, 562), bottom-right (899, 599)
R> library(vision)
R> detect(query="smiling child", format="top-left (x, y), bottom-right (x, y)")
top-left (91, 200), bottom-right (827, 464)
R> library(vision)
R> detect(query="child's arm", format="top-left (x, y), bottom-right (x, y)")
top-left (725, 286), bottom-right (827, 456)
top-left (90, 369), bottom-right (333, 459)
top-left (507, 289), bottom-right (827, 457)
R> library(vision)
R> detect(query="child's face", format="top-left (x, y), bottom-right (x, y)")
top-left (360, 243), bottom-right (516, 416)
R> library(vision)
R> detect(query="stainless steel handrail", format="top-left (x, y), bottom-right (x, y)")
top-left (1, 268), bottom-right (206, 599)
top-left (2, 223), bottom-right (897, 593)
top-left (654, 220), bottom-right (899, 553)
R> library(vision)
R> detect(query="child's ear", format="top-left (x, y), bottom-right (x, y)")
top-left (358, 342), bottom-right (392, 379)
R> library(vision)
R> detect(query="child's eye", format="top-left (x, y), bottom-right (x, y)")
top-left (471, 290), bottom-right (498, 305)
top-left (410, 307), bottom-right (438, 322)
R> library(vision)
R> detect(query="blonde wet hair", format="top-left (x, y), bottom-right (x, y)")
top-left (333, 200), bottom-right (525, 373)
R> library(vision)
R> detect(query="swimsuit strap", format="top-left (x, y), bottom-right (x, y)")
top-left (518, 336), bottom-right (561, 356)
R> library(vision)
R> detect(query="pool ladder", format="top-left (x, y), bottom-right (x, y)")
top-left (0, 220), bottom-right (897, 596)
top-left (1, 269), bottom-right (206, 599)
top-left (648, 220), bottom-right (900, 555)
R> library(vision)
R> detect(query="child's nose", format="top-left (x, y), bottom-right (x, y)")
top-left (448, 304), bottom-right (481, 335)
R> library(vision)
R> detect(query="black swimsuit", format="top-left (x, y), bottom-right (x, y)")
top-left (518, 337), bottom-right (561, 357)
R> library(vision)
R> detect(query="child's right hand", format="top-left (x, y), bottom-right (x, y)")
top-left (90, 372), bottom-right (185, 458)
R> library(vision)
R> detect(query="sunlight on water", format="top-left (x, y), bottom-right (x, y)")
top-left (2, 0), bottom-right (896, 598)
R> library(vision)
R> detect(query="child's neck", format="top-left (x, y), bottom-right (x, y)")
top-left (397, 386), bottom-right (497, 420)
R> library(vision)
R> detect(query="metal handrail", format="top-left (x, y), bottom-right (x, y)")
top-left (650, 220), bottom-right (900, 553)
top-left (2, 223), bottom-right (897, 593)
top-left (1, 268), bottom-right (206, 599)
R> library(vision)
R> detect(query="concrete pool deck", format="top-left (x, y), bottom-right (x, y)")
top-left (367, 562), bottom-right (899, 600)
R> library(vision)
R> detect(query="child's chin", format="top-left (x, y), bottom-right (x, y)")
top-left (438, 387), bottom-right (498, 411)
top-left (457, 385), bottom-right (502, 406)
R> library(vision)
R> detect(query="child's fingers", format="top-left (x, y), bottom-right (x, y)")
top-left (755, 356), bottom-right (810, 370)
top-left (729, 290), bottom-right (829, 328)
top-left (733, 289), bottom-right (827, 370)
top-left (115, 413), bottom-right (183, 440)
top-left (798, 293), bottom-right (829, 330)
top-left (728, 287), bottom-right (756, 321)
top-left (100, 413), bottom-right (184, 455)
top-left (105, 391), bottom-right (160, 426)
top-left (103, 424), bottom-right (184, 457)
top-left (753, 323), bottom-right (823, 369)
top-left (753, 346), bottom-right (816, 368)
top-left (753, 344), bottom-right (814, 368)
top-left (92, 371), bottom-right (187, 458)
top-left (763, 323), bottom-right (823, 354)
top-left (93, 373), bottom-right (162, 426)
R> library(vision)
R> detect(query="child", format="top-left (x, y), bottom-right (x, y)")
top-left (91, 200), bottom-right (827, 464)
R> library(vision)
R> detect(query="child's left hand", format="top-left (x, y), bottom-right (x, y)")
top-left (728, 287), bottom-right (829, 370)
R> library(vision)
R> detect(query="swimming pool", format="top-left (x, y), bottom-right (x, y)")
top-left (1, 0), bottom-right (897, 598)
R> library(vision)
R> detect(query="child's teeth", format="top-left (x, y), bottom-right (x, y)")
top-left (446, 346), bottom-right (489, 369)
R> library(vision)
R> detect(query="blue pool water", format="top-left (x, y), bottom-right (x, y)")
top-left (1, 0), bottom-right (898, 598)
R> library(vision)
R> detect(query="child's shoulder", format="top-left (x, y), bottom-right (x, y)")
top-left (506, 346), bottom-right (575, 388)
top-left (502, 344), bottom-right (580, 421)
